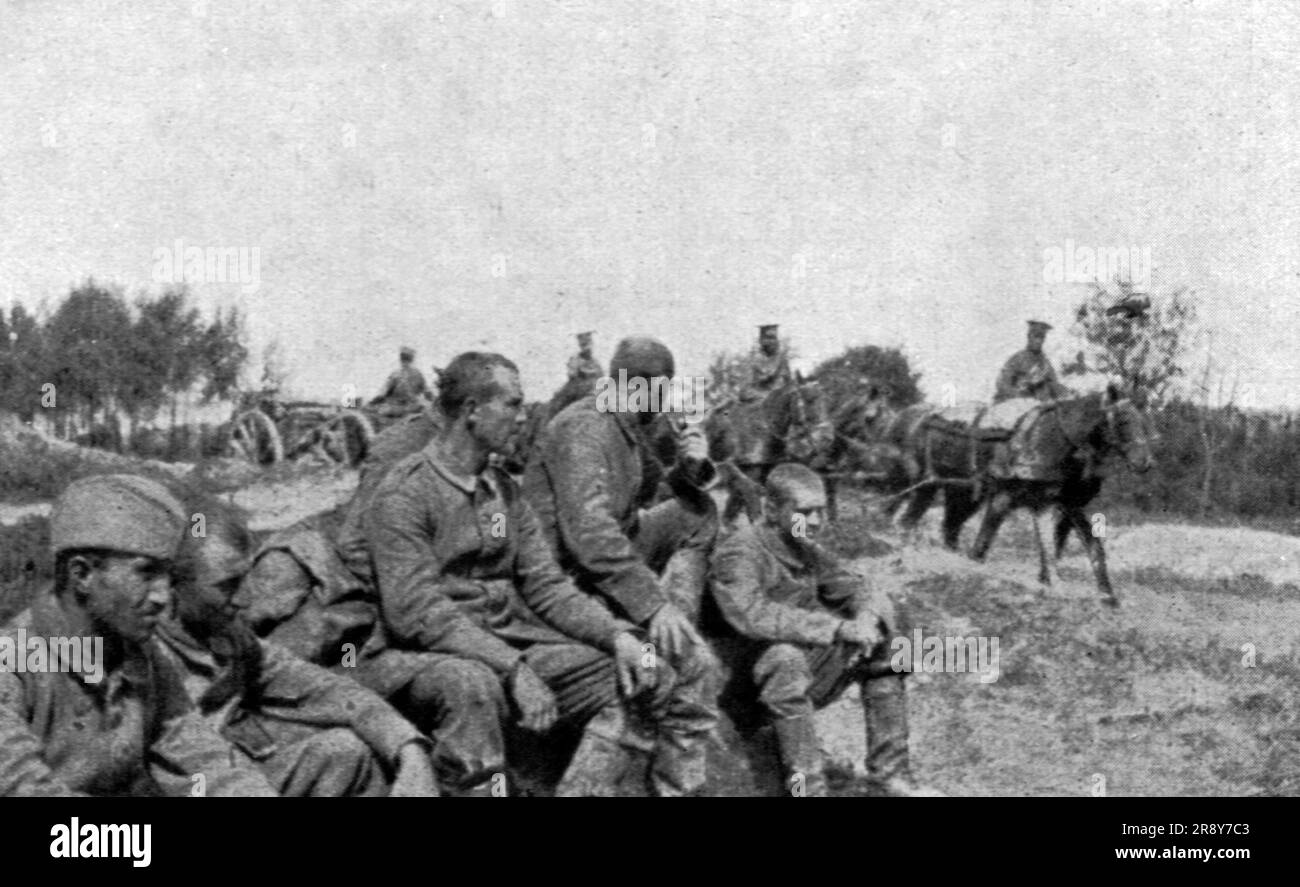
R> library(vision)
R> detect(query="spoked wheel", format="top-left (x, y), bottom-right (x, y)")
top-left (319, 410), bottom-right (374, 467)
top-left (225, 409), bottom-right (284, 466)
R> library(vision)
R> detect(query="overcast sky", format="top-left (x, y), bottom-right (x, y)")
top-left (2, 0), bottom-right (1297, 410)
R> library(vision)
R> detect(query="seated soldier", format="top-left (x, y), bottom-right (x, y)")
top-left (154, 496), bottom-right (438, 797)
top-left (706, 463), bottom-right (944, 797)
top-left (359, 351), bottom-right (705, 796)
top-left (238, 402), bottom-right (447, 666)
top-left (0, 475), bottom-right (275, 797)
top-left (522, 336), bottom-right (722, 795)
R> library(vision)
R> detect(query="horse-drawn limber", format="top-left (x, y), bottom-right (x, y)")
top-left (221, 391), bottom-right (413, 468)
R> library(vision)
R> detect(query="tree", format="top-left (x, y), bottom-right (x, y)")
top-left (3, 303), bottom-right (45, 423)
top-left (199, 306), bottom-right (249, 404)
top-left (132, 287), bottom-right (204, 438)
top-left (1064, 277), bottom-right (1196, 406)
top-left (255, 338), bottom-right (288, 397)
top-left (43, 280), bottom-right (133, 438)
top-left (812, 344), bottom-right (924, 409)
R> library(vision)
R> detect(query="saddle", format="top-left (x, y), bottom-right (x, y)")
top-left (914, 398), bottom-right (1052, 486)
top-left (925, 399), bottom-right (1032, 443)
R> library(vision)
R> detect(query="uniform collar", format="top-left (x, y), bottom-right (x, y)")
top-left (611, 409), bottom-right (643, 446)
top-left (154, 617), bottom-right (220, 677)
top-left (422, 442), bottom-right (500, 498)
top-left (755, 523), bottom-right (812, 573)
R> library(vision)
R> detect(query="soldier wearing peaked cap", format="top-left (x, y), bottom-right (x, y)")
top-left (0, 474), bottom-right (277, 797)
top-left (994, 319), bottom-right (1069, 403)
top-left (745, 324), bottom-right (793, 400)
top-left (373, 345), bottom-right (433, 418)
top-left (566, 330), bottom-right (602, 383)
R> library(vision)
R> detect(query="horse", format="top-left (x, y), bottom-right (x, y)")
top-left (885, 385), bottom-right (1154, 606)
top-left (698, 378), bottom-right (835, 525)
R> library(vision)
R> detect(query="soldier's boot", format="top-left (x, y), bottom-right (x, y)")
top-left (772, 715), bottom-right (828, 797)
top-left (554, 704), bottom-right (639, 797)
top-left (862, 677), bottom-right (946, 798)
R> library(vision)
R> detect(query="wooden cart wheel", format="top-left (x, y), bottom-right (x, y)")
top-left (225, 409), bottom-right (284, 465)
top-left (320, 410), bottom-right (374, 467)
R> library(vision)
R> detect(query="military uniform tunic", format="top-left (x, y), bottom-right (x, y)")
top-left (994, 349), bottom-right (1064, 403)
top-left (154, 619), bottom-right (426, 796)
top-left (0, 592), bottom-right (276, 797)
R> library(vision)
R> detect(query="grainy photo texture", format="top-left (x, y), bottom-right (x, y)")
top-left (1, 0), bottom-right (1297, 799)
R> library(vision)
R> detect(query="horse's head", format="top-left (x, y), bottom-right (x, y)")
top-left (1099, 383), bottom-right (1155, 474)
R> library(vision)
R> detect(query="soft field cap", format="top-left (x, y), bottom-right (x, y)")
top-left (50, 474), bottom-right (187, 560)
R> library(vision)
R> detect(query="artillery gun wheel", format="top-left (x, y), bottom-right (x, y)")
top-left (225, 409), bottom-right (284, 465)
top-left (320, 410), bottom-right (374, 467)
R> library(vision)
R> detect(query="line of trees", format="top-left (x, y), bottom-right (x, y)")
top-left (0, 280), bottom-right (248, 450)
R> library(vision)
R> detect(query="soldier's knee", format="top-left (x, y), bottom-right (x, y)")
top-left (668, 642), bottom-right (720, 689)
top-left (753, 644), bottom-right (813, 718)
top-left (410, 659), bottom-right (506, 716)
top-left (297, 728), bottom-right (376, 783)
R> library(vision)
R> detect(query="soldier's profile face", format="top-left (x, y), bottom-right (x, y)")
top-left (1027, 329), bottom-right (1047, 351)
top-left (78, 554), bottom-right (172, 644)
top-left (759, 331), bottom-right (779, 353)
top-left (473, 367), bottom-right (526, 454)
top-left (175, 535), bottom-right (247, 633)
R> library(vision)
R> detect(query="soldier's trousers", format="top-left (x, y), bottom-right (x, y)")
top-left (625, 498), bottom-right (723, 793)
top-left (362, 641), bottom-right (714, 795)
top-left (718, 617), bottom-right (912, 782)
top-left (233, 723), bottom-right (389, 797)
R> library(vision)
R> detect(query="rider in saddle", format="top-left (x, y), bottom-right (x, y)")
top-left (741, 323), bottom-right (793, 402)
top-left (993, 320), bottom-right (1070, 405)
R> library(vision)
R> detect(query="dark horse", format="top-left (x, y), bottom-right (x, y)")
top-left (702, 379), bottom-right (835, 520)
top-left (883, 386), bottom-right (1154, 606)
top-left (705, 380), bottom-right (833, 478)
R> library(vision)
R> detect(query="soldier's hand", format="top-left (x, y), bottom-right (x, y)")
top-left (509, 661), bottom-right (558, 732)
top-left (835, 618), bottom-right (883, 651)
top-left (389, 742), bottom-right (439, 798)
top-left (648, 602), bottom-right (702, 661)
top-left (612, 631), bottom-right (655, 698)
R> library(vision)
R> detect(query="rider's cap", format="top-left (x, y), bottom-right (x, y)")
top-left (399, 345), bottom-right (416, 359)
top-left (1026, 320), bottom-right (1052, 332)
top-left (576, 331), bottom-right (594, 344)
top-left (758, 324), bottom-right (779, 335)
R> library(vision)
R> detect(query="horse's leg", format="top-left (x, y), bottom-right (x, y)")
top-left (970, 489), bottom-right (1013, 562)
top-left (1053, 508), bottom-right (1074, 559)
top-left (898, 486), bottom-right (937, 544)
top-left (940, 486), bottom-right (980, 551)
top-left (1064, 505), bottom-right (1118, 607)
top-left (1030, 505), bottom-right (1055, 587)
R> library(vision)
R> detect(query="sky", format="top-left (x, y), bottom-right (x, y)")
top-left (1, 0), bottom-right (1297, 411)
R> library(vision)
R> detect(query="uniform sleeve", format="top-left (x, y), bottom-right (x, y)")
top-left (147, 710), bottom-right (280, 797)
top-left (708, 539), bottom-right (842, 647)
top-left (994, 354), bottom-right (1022, 401)
top-left (777, 355), bottom-right (793, 386)
top-left (813, 548), bottom-right (899, 630)
top-left (365, 478), bottom-right (524, 675)
top-left (544, 415), bottom-right (666, 624)
top-left (0, 672), bottom-right (86, 797)
top-left (255, 644), bottom-right (427, 764)
top-left (511, 498), bottom-right (627, 652)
